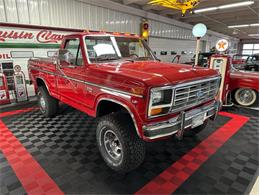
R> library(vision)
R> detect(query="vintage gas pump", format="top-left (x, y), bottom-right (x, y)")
top-left (13, 65), bottom-right (28, 102)
top-left (209, 39), bottom-right (232, 106)
top-left (0, 73), bottom-right (11, 105)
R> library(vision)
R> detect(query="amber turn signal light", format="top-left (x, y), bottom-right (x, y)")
top-left (131, 87), bottom-right (144, 95)
top-left (150, 108), bottom-right (162, 116)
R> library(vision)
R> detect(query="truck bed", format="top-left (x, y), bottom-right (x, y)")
top-left (28, 57), bottom-right (57, 73)
top-left (28, 57), bottom-right (58, 98)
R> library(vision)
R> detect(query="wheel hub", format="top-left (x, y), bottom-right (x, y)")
top-left (104, 130), bottom-right (122, 160)
top-left (39, 95), bottom-right (46, 109)
top-left (239, 89), bottom-right (253, 104)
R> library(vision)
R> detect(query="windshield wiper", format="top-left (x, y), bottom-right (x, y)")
top-left (155, 57), bottom-right (161, 62)
top-left (95, 54), bottom-right (120, 62)
top-left (125, 59), bottom-right (135, 63)
top-left (96, 57), bottom-right (119, 62)
top-left (124, 56), bottom-right (153, 63)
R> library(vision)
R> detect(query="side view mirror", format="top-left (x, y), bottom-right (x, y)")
top-left (58, 49), bottom-right (73, 65)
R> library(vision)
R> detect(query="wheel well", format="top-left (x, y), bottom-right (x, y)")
top-left (97, 100), bottom-right (129, 117)
top-left (36, 78), bottom-right (46, 88)
top-left (96, 100), bottom-right (141, 137)
top-left (231, 88), bottom-right (238, 97)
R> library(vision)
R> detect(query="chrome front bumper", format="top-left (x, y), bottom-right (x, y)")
top-left (143, 101), bottom-right (221, 140)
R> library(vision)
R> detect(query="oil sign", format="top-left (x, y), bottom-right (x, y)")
top-left (0, 53), bottom-right (11, 59)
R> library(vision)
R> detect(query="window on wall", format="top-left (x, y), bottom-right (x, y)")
top-left (242, 44), bottom-right (259, 55)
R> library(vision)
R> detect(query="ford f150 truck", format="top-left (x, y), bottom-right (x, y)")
top-left (28, 31), bottom-right (221, 173)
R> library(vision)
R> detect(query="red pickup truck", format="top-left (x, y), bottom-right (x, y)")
top-left (28, 31), bottom-right (221, 173)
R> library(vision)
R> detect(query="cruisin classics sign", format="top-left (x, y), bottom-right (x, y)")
top-left (0, 27), bottom-right (74, 44)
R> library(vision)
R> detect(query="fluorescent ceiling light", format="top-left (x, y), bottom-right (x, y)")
top-left (228, 24), bottom-right (249, 28)
top-left (194, 7), bottom-right (217, 13)
top-left (219, 1), bottom-right (254, 9)
top-left (194, 1), bottom-right (254, 13)
top-left (228, 24), bottom-right (259, 28)
top-left (248, 34), bottom-right (259, 37)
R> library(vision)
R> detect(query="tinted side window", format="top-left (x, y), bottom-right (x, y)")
top-left (64, 39), bottom-right (83, 66)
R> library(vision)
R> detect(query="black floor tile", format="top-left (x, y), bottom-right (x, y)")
top-left (0, 104), bottom-right (258, 194)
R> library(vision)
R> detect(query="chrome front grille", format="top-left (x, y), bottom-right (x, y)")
top-left (171, 77), bottom-right (220, 112)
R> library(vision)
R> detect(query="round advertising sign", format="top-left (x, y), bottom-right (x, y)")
top-left (192, 23), bottom-right (207, 38)
top-left (14, 65), bottom-right (22, 72)
top-left (216, 39), bottom-right (229, 52)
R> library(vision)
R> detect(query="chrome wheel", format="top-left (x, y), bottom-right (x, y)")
top-left (38, 91), bottom-right (46, 113)
top-left (40, 96), bottom-right (46, 110)
top-left (103, 130), bottom-right (123, 161)
top-left (96, 112), bottom-right (146, 173)
top-left (235, 88), bottom-right (257, 106)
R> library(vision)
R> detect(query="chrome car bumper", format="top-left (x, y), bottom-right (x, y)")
top-left (143, 101), bottom-right (221, 140)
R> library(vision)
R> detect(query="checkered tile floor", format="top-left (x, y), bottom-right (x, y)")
top-left (0, 104), bottom-right (258, 194)
top-left (175, 109), bottom-right (259, 194)
top-left (0, 152), bottom-right (26, 195)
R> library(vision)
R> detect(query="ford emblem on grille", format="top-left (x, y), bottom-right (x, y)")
top-left (197, 91), bottom-right (205, 98)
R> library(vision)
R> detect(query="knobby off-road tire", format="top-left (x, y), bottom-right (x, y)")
top-left (37, 86), bottom-right (59, 118)
top-left (96, 112), bottom-right (146, 173)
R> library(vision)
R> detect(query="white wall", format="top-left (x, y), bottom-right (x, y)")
top-left (149, 37), bottom-right (196, 63)
top-left (0, 0), bottom-right (239, 54)
top-left (149, 20), bottom-right (238, 57)
top-left (0, 0), bottom-right (141, 34)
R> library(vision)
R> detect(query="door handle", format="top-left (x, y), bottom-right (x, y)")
top-left (60, 65), bottom-right (77, 69)
top-left (67, 65), bottom-right (76, 69)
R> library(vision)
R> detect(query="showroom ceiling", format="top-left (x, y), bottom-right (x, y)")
top-left (111, 0), bottom-right (259, 40)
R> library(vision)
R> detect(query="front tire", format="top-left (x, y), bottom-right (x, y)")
top-left (96, 112), bottom-right (145, 173)
top-left (234, 88), bottom-right (257, 107)
top-left (37, 86), bottom-right (59, 117)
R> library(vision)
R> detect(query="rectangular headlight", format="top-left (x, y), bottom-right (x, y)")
top-left (148, 87), bottom-right (173, 117)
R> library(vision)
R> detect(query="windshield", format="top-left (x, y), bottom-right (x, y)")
top-left (247, 55), bottom-right (259, 63)
top-left (233, 55), bottom-right (248, 60)
top-left (85, 36), bottom-right (155, 63)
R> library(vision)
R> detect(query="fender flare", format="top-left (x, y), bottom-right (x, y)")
top-left (96, 97), bottom-right (142, 138)
top-left (35, 77), bottom-right (51, 94)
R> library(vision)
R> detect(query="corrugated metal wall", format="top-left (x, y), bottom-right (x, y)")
top-left (150, 20), bottom-right (194, 40)
top-left (0, 0), bottom-right (141, 34)
top-left (149, 20), bottom-right (238, 52)
top-left (149, 37), bottom-right (196, 63)
top-left (0, 0), bottom-right (238, 53)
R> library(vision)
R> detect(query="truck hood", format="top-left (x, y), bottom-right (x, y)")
top-left (99, 60), bottom-right (219, 86)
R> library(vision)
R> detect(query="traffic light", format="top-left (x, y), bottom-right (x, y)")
top-left (141, 21), bottom-right (149, 41)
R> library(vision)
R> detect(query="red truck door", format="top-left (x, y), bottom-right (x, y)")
top-left (57, 37), bottom-right (88, 106)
